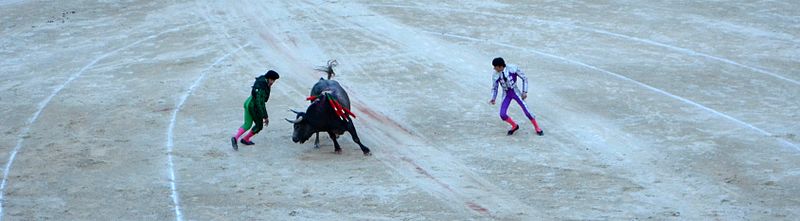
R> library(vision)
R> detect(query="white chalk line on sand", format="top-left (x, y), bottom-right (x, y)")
top-left (427, 31), bottom-right (799, 152)
top-left (0, 22), bottom-right (199, 221)
top-left (368, 3), bottom-right (799, 87)
top-left (578, 28), bottom-right (800, 86)
top-left (165, 43), bottom-right (249, 221)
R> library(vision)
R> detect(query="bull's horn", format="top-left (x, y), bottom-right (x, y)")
top-left (284, 116), bottom-right (303, 124)
top-left (288, 109), bottom-right (302, 114)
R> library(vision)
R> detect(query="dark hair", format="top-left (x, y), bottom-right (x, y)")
top-left (265, 70), bottom-right (280, 80)
top-left (492, 57), bottom-right (505, 67)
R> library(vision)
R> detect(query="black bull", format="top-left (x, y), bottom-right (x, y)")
top-left (285, 78), bottom-right (371, 156)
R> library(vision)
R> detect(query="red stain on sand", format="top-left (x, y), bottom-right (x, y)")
top-left (466, 202), bottom-right (490, 214)
top-left (355, 102), bottom-right (415, 136)
top-left (258, 31), bottom-right (298, 62)
top-left (400, 156), bottom-right (453, 191)
top-left (399, 156), bottom-right (491, 215)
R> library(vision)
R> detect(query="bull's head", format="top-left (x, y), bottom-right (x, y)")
top-left (285, 109), bottom-right (315, 143)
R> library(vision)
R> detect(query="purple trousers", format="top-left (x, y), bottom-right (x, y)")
top-left (499, 90), bottom-right (534, 120)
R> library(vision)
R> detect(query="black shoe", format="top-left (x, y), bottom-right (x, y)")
top-left (231, 137), bottom-right (238, 150)
top-left (507, 125), bottom-right (520, 135)
top-left (536, 130), bottom-right (544, 136)
top-left (240, 139), bottom-right (255, 145)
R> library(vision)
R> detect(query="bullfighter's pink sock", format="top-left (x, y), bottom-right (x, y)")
top-left (242, 130), bottom-right (255, 142)
top-left (233, 128), bottom-right (246, 139)
top-left (531, 118), bottom-right (542, 132)
top-left (504, 118), bottom-right (517, 128)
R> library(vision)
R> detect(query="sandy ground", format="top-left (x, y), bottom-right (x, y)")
top-left (1, 0), bottom-right (799, 220)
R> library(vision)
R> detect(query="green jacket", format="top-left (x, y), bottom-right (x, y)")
top-left (250, 76), bottom-right (271, 119)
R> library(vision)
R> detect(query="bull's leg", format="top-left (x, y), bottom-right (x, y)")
top-left (314, 132), bottom-right (320, 149)
top-left (328, 131), bottom-right (342, 154)
top-left (347, 122), bottom-right (371, 156)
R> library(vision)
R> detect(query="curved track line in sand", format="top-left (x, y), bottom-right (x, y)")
top-left (0, 23), bottom-right (199, 221)
top-left (165, 43), bottom-right (249, 221)
top-left (367, 3), bottom-right (800, 87)
top-left (426, 31), bottom-right (799, 151)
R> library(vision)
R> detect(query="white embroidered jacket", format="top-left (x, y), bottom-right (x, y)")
top-left (491, 64), bottom-right (528, 100)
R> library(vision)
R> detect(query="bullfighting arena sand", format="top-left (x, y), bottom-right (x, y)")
top-left (1, 0), bottom-right (799, 220)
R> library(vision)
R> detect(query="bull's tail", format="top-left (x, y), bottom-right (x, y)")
top-left (315, 59), bottom-right (338, 80)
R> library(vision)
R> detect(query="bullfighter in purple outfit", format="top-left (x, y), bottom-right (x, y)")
top-left (489, 57), bottom-right (544, 136)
